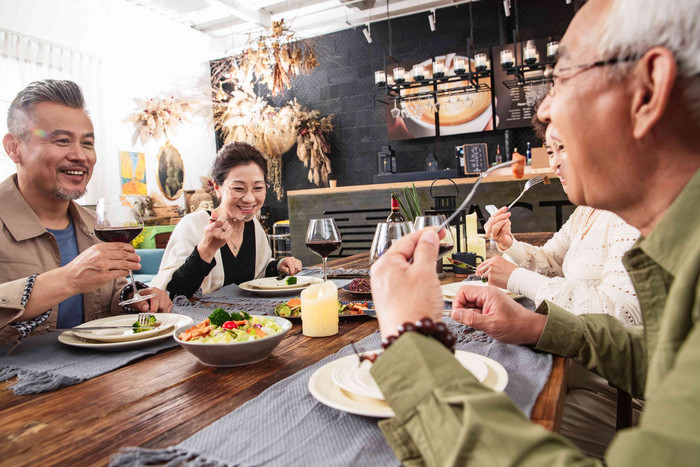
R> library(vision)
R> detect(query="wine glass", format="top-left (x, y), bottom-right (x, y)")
top-left (369, 221), bottom-right (415, 265)
top-left (95, 195), bottom-right (155, 306)
top-left (305, 218), bottom-right (341, 282)
top-left (414, 215), bottom-right (455, 260)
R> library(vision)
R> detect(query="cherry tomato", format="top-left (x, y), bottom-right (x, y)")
top-left (222, 321), bottom-right (237, 329)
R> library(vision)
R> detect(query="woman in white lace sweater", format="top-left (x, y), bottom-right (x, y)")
top-left (477, 123), bottom-right (643, 458)
top-left (477, 126), bottom-right (641, 327)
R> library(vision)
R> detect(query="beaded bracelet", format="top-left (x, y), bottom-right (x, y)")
top-left (356, 317), bottom-right (457, 364)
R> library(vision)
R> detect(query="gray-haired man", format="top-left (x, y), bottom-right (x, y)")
top-left (0, 79), bottom-right (171, 345)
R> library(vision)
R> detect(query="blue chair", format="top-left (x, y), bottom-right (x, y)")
top-left (133, 249), bottom-right (165, 285)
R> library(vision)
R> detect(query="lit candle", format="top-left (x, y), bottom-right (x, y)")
top-left (465, 212), bottom-right (478, 240)
top-left (467, 235), bottom-right (486, 264)
top-left (475, 53), bottom-right (487, 71)
top-left (547, 41), bottom-right (559, 61)
top-left (301, 281), bottom-right (339, 337)
top-left (387, 75), bottom-right (395, 85)
top-left (524, 41), bottom-right (537, 64)
top-left (500, 49), bottom-right (514, 68)
top-left (433, 60), bottom-right (445, 77)
top-left (453, 57), bottom-right (466, 74)
top-left (375, 70), bottom-right (386, 86)
top-left (393, 67), bottom-right (405, 83)
top-left (412, 64), bottom-right (425, 81)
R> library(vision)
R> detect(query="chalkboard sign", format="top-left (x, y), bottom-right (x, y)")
top-left (463, 143), bottom-right (489, 174)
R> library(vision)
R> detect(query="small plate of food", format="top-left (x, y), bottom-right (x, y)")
top-left (341, 278), bottom-right (372, 296)
top-left (271, 298), bottom-right (372, 319)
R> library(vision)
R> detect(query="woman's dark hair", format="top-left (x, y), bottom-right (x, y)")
top-left (211, 142), bottom-right (268, 186)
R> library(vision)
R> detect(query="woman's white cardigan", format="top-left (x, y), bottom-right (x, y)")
top-left (504, 206), bottom-right (642, 326)
top-left (150, 211), bottom-right (273, 295)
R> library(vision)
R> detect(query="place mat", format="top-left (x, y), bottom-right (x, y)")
top-left (110, 318), bottom-right (552, 466)
top-left (0, 305), bottom-right (209, 395)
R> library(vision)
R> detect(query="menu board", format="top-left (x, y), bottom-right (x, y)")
top-left (492, 39), bottom-right (549, 130)
top-left (463, 143), bottom-right (489, 174)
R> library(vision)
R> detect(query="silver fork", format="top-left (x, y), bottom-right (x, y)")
top-left (137, 313), bottom-right (151, 327)
top-left (507, 175), bottom-right (544, 210)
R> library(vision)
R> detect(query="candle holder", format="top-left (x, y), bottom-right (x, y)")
top-left (523, 41), bottom-right (537, 65)
top-left (453, 57), bottom-right (466, 75)
top-left (433, 60), bottom-right (445, 78)
top-left (393, 67), bottom-right (406, 84)
top-left (412, 64), bottom-right (425, 81)
top-left (475, 53), bottom-right (488, 72)
top-left (500, 49), bottom-right (514, 68)
top-left (375, 70), bottom-right (386, 87)
top-left (547, 41), bottom-right (559, 61)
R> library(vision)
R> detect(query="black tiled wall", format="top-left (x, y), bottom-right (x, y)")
top-left (215, 0), bottom-right (576, 224)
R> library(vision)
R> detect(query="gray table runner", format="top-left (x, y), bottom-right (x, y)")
top-left (0, 305), bottom-right (210, 395)
top-left (110, 317), bottom-right (552, 467)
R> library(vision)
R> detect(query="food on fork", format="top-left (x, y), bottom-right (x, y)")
top-left (131, 314), bottom-right (159, 333)
top-left (179, 308), bottom-right (283, 343)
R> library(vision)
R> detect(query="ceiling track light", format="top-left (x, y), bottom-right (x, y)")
top-left (428, 10), bottom-right (436, 31)
top-left (362, 25), bottom-right (372, 43)
top-left (503, 0), bottom-right (511, 17)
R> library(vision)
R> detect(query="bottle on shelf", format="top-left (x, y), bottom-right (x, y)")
top-left (512, 147), bottom-right (526, 179)
top-left (526, 142), bottom-right (532, 166)
top-left (496, 144), bottom-right (502, 164)
top-left (387, 194), bottom-right (405, 223)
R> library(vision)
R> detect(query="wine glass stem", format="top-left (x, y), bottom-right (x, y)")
top-left (323, 257), bottom-right (328, 282)
top-left (128, 270), bottom-right (141, 299)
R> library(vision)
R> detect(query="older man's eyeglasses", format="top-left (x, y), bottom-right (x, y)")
top-left (544, 55), bottom-right (639, 97)
top-left (223, 184), bottom-right (268, 199)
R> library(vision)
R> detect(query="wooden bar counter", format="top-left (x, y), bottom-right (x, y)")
top-left (288, 169), bottom-right (573, 265)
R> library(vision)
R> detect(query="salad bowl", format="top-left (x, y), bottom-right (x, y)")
top-left (173, 315), bottom-right (292, 367)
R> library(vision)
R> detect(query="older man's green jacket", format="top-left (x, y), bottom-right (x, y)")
top-left (371, 168), bottom-right (700, 466)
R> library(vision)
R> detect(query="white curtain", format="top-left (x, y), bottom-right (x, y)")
top-left (0, 28), bottom-right (103, 185)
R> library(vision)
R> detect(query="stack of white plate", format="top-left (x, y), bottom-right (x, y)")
top-left (308, 350), bottom-right (508, 418)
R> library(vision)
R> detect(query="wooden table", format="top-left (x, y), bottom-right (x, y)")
top-left (0, 248), bottom-right (567, 465)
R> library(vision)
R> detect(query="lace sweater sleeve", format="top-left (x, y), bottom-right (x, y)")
top-left (507, 209), bottom-right (642, 326)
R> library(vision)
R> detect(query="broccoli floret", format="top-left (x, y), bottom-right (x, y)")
top-left (229, 310), bottom-right (252, 321)
top-left (209, 308), bottom-right (231, 327)
top-left (132, 314), bottom-right (157, 333)
top-left (285, 276), bottom-right (297, 285)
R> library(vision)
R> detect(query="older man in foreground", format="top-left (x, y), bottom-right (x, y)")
top-left (369, 0), bottom-right (700, 465)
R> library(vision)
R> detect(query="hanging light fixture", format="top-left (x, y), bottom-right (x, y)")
top-left (363, 24), bottom-right (372, 43)
top-left (428, 10), bottom-right (436, 31)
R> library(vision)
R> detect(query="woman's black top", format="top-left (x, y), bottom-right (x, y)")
top-left (166, 219), bottom-right (278, 298)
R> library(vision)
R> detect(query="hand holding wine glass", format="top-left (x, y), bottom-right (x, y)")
top-left (414, 215), bottom-right (455, 259)
top-left (305, 218), bottom-right (341, 282)
top-left (369, 221), bottom-right (415, 265)
top-left (95, 195), bottom-right (155, 306)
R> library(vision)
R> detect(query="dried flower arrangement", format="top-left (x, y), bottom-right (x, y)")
top-left (229, 19), bottom-right (319, 96)
top-left (124, 97), bottom-right (193, 145)
top-left (212, 86), bottom-right (333, 200)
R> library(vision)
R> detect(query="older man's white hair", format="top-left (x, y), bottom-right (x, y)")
top-left (598, 0), bottom-right (700, 123)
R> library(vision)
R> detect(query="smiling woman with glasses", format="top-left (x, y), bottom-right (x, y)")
top-left (151, 142), bottom-right (303, 298)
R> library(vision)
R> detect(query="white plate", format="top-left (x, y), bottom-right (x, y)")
top-left (244, 276), bottom-right (323, 290)
top-left (239, 277), bottom-right (323, 296)
top-left (71, 314), bottom-right (181, 342)
top-left (58, 314), bottom-right (194, 350)
top-left (309, 350), bottom-right (508, 418)
top-left (331, 351), bottom-right (489, 400)
top-left (441, 281), bottom-right (523, 302)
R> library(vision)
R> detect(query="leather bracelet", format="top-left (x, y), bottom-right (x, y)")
top-left (358, 318), bottom-right (456, 364)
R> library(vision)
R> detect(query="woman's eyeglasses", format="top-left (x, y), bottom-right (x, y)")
top-left (223, 184), bottom-right (268, 199)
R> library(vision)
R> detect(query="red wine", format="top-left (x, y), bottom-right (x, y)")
top-left (306, 240), bottom-right (341, 258)
top-left (438, 243), bottom-right (454, 258)
top-left (95, 227), bottom-right (143, 243)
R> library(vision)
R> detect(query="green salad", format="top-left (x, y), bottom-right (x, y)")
top-left (179, 308), bottom-right (283, 344)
